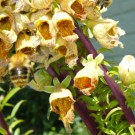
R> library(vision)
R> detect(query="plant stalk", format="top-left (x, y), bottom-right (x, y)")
top-left (74, 25), bottom-right (135, 125)
top-left (0, 111), bottom-right (12, 135)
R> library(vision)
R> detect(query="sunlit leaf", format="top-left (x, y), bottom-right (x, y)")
top-left (0, 127), bottom-right (7, 135)
top-left (95, 53), bottom-right (104, 65)
top-left (129, 125), bottom-right (135, 135)
top-left (14, 128), bottom-right (20, 135)
top-left (98, 48), bottom-right (112, 53)
top-left (53, 77), bottom-right (60, 86)
top-left (1, 87), bottom-right (21, 110)
top-left (105, 107), bottom-right (122, 121)
top-left (61, 75), bottom-right (71, 88)
top-left (11, 100), bottom-right (26, 118)
top-left (24, 129), bottom-right (34, 135)
top-left (43, 86), bottom-right (55, 93)
top-left (9, 120), bottom-right (24, 133)
top-left (27, 69), bottom-right (52, 91)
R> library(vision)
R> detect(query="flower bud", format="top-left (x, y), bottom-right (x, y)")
top-left (118, 55), bottom-right (135, 88)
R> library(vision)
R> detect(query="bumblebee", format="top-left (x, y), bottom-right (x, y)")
top-left (96, 0), bottom-right (113, 9)
top-left (8, 52), bottom-right (34, 88)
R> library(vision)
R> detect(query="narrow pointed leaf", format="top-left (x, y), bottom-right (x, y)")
top-left (14, 128), bottom-right (20, 135)
top-left (1, 87), bottom-right (21, 110)
top-left (0, 127), bottom-right (7, 135)
top-left (43, 86), bottom-right (54, 93)
top-left (95, 53), bottom-right (104, 65)
top-left (11, 100), bottom-right (26, 118)
top-left (24, 130), bottom-right (34, 135)
top-left (53, 77), bottom-right (60, 86)
top-left (9, 120), bottom-right (24, 132)
top-left (47, 106), bottom-right (51, 120)
top-left (61, 75), bottom-right (71, 88)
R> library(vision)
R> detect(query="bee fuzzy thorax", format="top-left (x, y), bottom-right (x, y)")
top-left (9, 52), bottom-right (32, 88)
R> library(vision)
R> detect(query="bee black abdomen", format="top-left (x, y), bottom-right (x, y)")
top-left (10, 67), bottom-right (29, 87)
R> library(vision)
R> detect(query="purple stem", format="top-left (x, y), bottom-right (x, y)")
top-left (74, 102), bottom-right (100, 135)
top-left (47, 66), bottom-right (100, 134)
top-left (0, 112), bottom-right (12, 135)
top-left (74, 25), bottom-right (135, 125)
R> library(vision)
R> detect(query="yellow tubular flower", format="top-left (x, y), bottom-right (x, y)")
top-left (25, 0), bottom-right (54, 10)
top-left (58, 0), bottom-right (86, 20)
top-left (118, 55), bottom-right (135, 89)
top-left (52, 10), bottom-right (78, 41)
top-left (84, 6), bottom-right (101, 20)
top-left (0, 12), bottom-right (11, 30)
top-left (65, 41), bottom-right (78, 68)
top-left (54, 36), bottom-right (68, 56)
top-left (74, 62), bottom-right (99, 95)
top-left (74, 53), bottom-right (104, 95)
top-left (92, 19), bottom-right (125, 49)
top-left (15, 31), bottom-right (40, 55)
top-left (35, 15), bottom-right (56, 47)
top-left (49, 88), bottom-right (75, 134)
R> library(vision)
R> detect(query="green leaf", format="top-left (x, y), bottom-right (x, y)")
top-left (24, 129), bottom-right (34, 135)
top-left (102, 60), bottom-right (111, 67)
top-left (107, 100), bottom-right (118, 108)
top-left (105, 107), bottom-right (122, 121)
top-left (0, 127), bottom-right (7, 135)
top-left (47, 106), bottom-right (51, 120)
top-left (61, 75), bottom-right (71, 88)
top-left (129, 125), bottom-right (135, 135)
top-left (102, 128), bottom-right (116, 135)
top-left (9, 120), bottom-right (24, 132)
top-left (117, 121), bottom-right (129, 134)
top-left (1, 87), bottom-right (21, 111)
top-left (0, 87), bottom-right (5, 92)
top-left (98, 48), bottom-right (112, 53)
top-left (95, 53), bottom-right (104, 65)
top-left (14, 128), bottom-right (20, 135)
top-left (43, 86), bottom-right (55, 93)
top-left (53, 77), bottom-right (60, 86)
top-left (11, 100), bottom-right (26, 118)
top-left (88, 105), bottom-right (102, 111)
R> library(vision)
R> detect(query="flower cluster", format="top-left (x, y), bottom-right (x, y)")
top-left (0, 0), bottom-right (125, 78)
top-left (0, 0), bottom-right (131, 134)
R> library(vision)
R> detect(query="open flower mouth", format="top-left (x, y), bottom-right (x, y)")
top-left (107, 27), bottom-right (116, 36)
top-left (1, 0), bottom-right (8, 7)
top-left (38, 22), bottom-right (52, 40)
top-left (19, 47), bottom-right (36, 55)
top-left (71, 1), bottom-right (85, 19)
top-left (55, 46), bottom-right (67, 55)
top-left (0, 39), bottom-right (9, 59)
top-left (74, 77), bottom-right (93, 89)
top-left (51, 97), bottom-right (74, 116)
top-left (0, 16), bottom-right (11, 30)
top-left (57, 20), bottom-right (74, 37)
